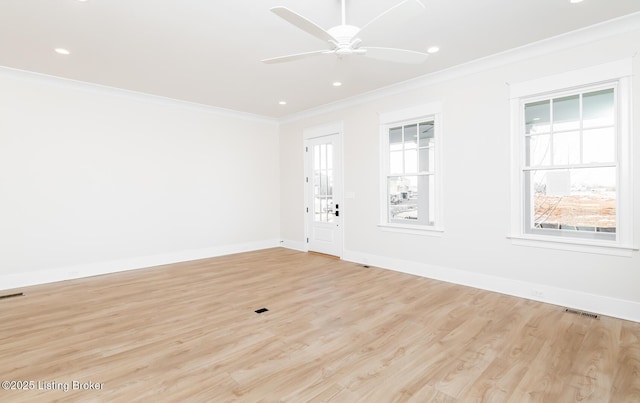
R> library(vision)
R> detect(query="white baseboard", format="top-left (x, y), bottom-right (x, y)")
top-left (343, 249), bottom-right (640, 323)
top-left (8, 242), bottom-right (636, 323)
top-left (280, 239), bottom-right (307, 252)
top-left (0, 239), bottom-right (281, 292)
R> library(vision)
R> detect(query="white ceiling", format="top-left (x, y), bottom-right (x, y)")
top-left (1, 0), bottom-right (640, 118)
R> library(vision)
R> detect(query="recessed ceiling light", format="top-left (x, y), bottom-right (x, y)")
top-left (332, 81), bottom-right (342, 87)
top-left (427, 46), bottom-right (440, 54)
top-left (570, 0), bottom-right (583, 3)
top-left (279, 101), bottom-right (287, 105)
top-left (54, 48), bottom-right (70, 55)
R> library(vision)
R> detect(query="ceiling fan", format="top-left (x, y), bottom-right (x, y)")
top-left (262, 0), bottom-right (429, 64)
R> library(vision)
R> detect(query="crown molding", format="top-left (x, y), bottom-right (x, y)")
top-left (280, 11), bottom-right (640, 124)
top-left (0, 66), bottom-right (278, 125)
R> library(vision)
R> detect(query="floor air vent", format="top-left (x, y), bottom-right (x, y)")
top-left (255, 308), bottom-right (269, 314)
top-left (0, 292), bottom-right (24, 300)
top-left (565, 308), bottom-right (599, 319)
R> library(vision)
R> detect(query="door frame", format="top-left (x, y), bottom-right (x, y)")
top-left (303, 121), bottom-right (344, 258)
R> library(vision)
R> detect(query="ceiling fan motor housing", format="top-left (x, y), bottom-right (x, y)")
top-left (328, 25), bottom-right (360, 46)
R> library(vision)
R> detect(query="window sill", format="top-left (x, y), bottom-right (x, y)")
top-left (378, 224), bottom-right (444, 237)
top-left (507, 234), bottom-right (637, 257)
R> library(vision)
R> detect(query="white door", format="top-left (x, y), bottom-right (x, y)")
top-left (305, 133), bottom-right (342, 257)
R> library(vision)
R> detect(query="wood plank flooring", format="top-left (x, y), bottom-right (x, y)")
top-left (0, 248), bottom-right (638, 402)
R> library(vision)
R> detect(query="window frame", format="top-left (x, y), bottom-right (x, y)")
top-left (379, 102), bottom-right (444, 235)
top-left (509, 59), bottom-right (636, 255)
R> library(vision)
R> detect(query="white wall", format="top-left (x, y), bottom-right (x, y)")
top-left (279, 27), bottom-right (640, 321)
top-left (0, 69), bottom-right (280, 288)
top-left (1, 17), bottom-right (638, 322)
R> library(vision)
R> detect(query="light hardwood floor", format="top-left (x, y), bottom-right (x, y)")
top-left (1, 248), bottom-right (639, 402)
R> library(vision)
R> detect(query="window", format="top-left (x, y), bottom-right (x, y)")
top-left (510, 60), bottom-right (634, 253)
top-left (524, 86), bottom-right (617, 239)
top-left (380, 103), bottom-right (442, 233)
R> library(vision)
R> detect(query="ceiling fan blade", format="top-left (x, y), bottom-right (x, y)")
top-left (362, 47), bottom-right (429, 64)
top-left (261, 50), bottom-right (329, 64)
top-left (271, 7), bottom-right (336, 43)
top-left (356, 0), bottom-right (426, 41)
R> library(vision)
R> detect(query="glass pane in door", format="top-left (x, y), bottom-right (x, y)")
top-left (313, 143), bottom-right (334, 223)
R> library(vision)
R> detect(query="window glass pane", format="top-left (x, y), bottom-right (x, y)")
top-left (327, 144), bottom-right (333, 169)
top-left (428, 175), bottom-right (435, 225)
top-left (327, 198), bottom-right (334, 223)
top-left (552, 95), bottom-right (580, 131)
top-left (320, 144), bottom-right (327, 170)
top-left (526, 134), bottom-right (551, 166)
top-left (419, 121), bottom-right (434, 140)
top-left (525, 100), bottom-right (550, 134)
top-left (553, 131), bottom-right (580, 165)
top-left (390, 151), bottom-right (403, 174)
top-left (314, 197), bottom-right (321, 221)
top-left (404, 149), bottom-right (417, 173)
top-left (529, 167), bottom-right (616, 232)
top-left (321, 171), bottom-right (328, 195)
top-left (388, 176), bottom-right (418, 222)
top-left (404, 124), bottom-right (417, 149)
top-left (388, 176), bottom-right (402, 213)
top-left (313, 172), bottom-right (320, 196)
top-left (419, 122), bottom-right (434, 147)
top-left (389, 127), bottom-right (403, 151)
top-left (583, 128), bottom-right (615, 163)
top-left (583, 89), bottom-right (614, 128)
top-left (419, 147), bottom-right (434, 172)
top-left (414, 175), bottom-right (432, 226)
top-left (326, 169), bottom-right (333, 196)
top-left (314, 145), bottom-right (320, 170)
top-left (320, 198), bottom-right (328, 222)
